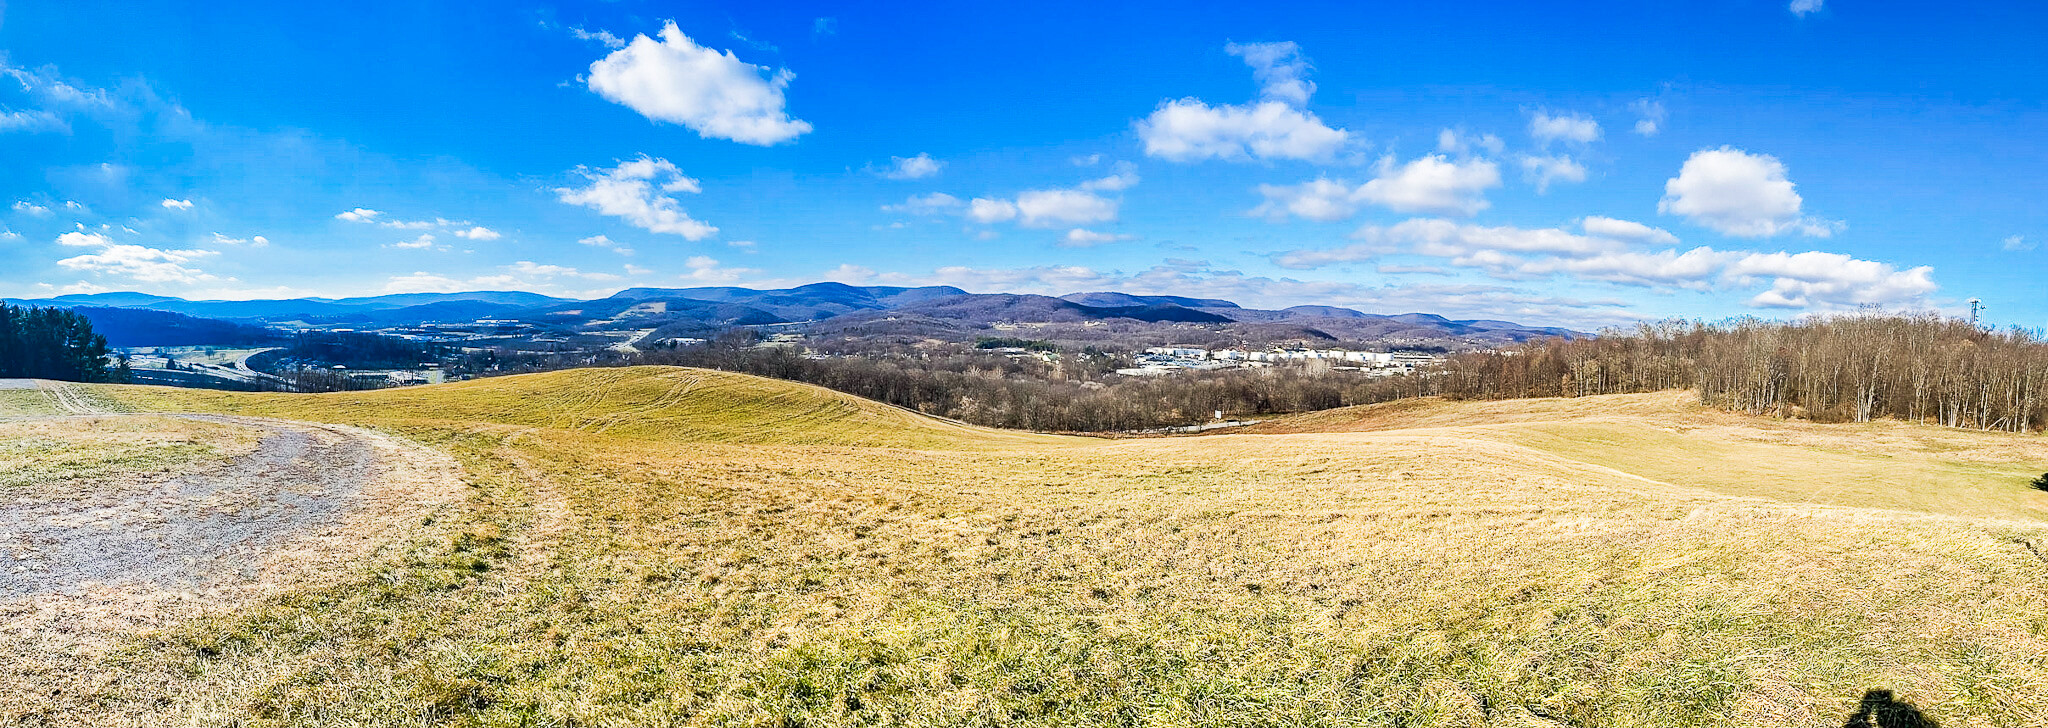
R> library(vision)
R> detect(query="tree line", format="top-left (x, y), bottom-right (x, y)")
top-left (635, 339), bottom-right (1432, 432)
top-left (1437, 314), bottom-right (2048, 432)
top-left (0, 303), bottom-right (119, 382)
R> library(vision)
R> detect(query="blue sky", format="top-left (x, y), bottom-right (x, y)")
top-left (2, 0), bottom-right (2044, 328)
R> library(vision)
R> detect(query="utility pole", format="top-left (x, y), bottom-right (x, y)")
top-left (1968, 298), bottom-right (1985, 328)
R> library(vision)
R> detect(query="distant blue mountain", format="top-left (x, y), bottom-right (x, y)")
top-left (5, 284), bottom-right (1585, 345)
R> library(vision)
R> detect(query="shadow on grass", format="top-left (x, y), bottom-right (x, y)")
top-left (1841, 689), bottom-right (1938, 728)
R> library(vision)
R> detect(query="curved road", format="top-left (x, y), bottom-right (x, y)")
top-left (0, 379), bottom-right (461, 603)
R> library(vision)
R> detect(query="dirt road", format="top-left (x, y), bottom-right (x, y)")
top-left (0, 380), bottom-right (463, 638)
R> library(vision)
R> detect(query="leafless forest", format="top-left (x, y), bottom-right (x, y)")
top-left (1440, 314), bottom-right (2048, 432)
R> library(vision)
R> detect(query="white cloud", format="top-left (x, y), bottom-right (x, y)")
top-left (56, 243), bottom-right (218, 284)
top-left (727, 239), bottom-right (757, 249)
top-left (883, 192), bottom-right (964, 215)
top-left (509, 260), bottom-right (620, 281)
top-left (2003, 235), bottom-right (2035, 252)
top-left (382, 272), bottom-right (465, 294)
top-left (586, 21), bottom-right (811, 145)
top-left (57, 231), bottom-right (115, 247)
top-left (1252, 155), bottom-right (1503, 221)
top-left (1226, 41), bottom-right (1315, 106)
top-left (453, 226), bottom-right (502, 241)
top-left (578, 234), bottom-right (635, 255)
top-left (1071, 153), bottom-right (1103, 167)
top-left (1272, 217), bottom-right (1935, 311)
top-left (1630, 99), bottom-right (1667, 136)
top-left (820, 264), bottom-right (876, 284)
top-left (0, 229), bottom-right (19, 240)
top-left (1355, 154), bottom-right (1502, 216)
top-left (1062, 228), bottom-right (1136, 247)
top-left (1580, 216), bottom-right (1681, 246)
top-left (335, 208), bottom-right (381, 222)
top-left (208, 232), bottom-right (269, 247)
top-left (390, 234), bottom-right (438, 250)
top-left (13, 201), bottom-right (51, 217)
top-left (1138, 99), bottom-right (1349, 163)
top-left (1078, 162), bottom-right (1140, 192)
top-left (570, 26), bottom-right (626, 49)
top-left (680, 255), bottom-right (761, 284)
top-left (1518, 154), bottom-right (1587, 193)
top-left (1252, 178), bottom-right (1358, 222)
top-left (1659, 146), bottom-right (1840, 238)
top-left (967, 198), bottom-right (1018, 223)
top-left (1728, 251), bottom-right (1934, 309)
top-left (160, 198), bottom-right (194, 211)
top-left (556, 155), bottom-right (717, 240)
top-left (624, 264), bottom-right (654, 275)
top-left (881, 153), bottom-right (943, 180)
top-left (1014, 189), bottom-right (1118, 227)
top-left (1437, 129), bottom-right (1504, 156)
top-left (1136, 42), bottom-right (1348, 163)
top-left (1529, 110), bottom-right (1601, 145)
top-left (1790, 0), bottom-right (1823, 16)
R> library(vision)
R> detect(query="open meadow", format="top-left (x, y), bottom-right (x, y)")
top-left (6, 366), bottom-right (2048, 726)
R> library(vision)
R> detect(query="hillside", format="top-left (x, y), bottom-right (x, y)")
top-left (9, 374), bottom-right (2048, 725)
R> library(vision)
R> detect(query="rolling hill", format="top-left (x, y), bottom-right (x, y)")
top-left (9, 369), bottom-right (2047, 725)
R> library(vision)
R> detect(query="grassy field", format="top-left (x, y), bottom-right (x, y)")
top-left (9, 367), bottom-right (2048, 726)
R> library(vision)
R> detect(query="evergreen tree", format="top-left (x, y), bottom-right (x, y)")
top-left (0, 303), bottom-right (117, 382)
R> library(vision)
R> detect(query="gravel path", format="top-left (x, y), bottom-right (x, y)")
top-left (0, 416), bottom-right (381, 598)
top-left (0, 380), bottom-right (464, 617)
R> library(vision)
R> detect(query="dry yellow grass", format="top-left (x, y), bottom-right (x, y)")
top-left (6, 367), bottom-right (2048, 726)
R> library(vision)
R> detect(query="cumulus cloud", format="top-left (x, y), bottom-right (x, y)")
top-left (53, 231), bottom-right (218, 284)
top-left (452, 226), bottom-right (502, 241)
top-left (966, 198), bottom-right (1017, 223)
top-left (586, 21), bottom-right (811, 145)
top-left (1062, 228), bottom-right (1136, 247)
top-left (1728, 251), bottom-right (1934, 309)
top-left (556, 155), bottom-right (717, 240)
top-left (1013, 189), bottom-right (1118, 227)
top-left (1355, 155), bottom-right (1502, 216)
top-left (1271, 216), bottom-right (1935, 310)
top-left (1659, 146), bottom-right (1840, 238)
top-left (1580, 216), bottom-right (1680, 246)
top-left (1630, 99), bottom-right (1667, 136)
top-left (1791, 0), bottom-right (1823, 16)
top-left (880, 153), bottom-right (943, 180)
top-left (13, 201), bottom-right (51, 217)
top-left (1251, 178), bottom-right (1358, 222)
top-left (160, 198), bottom-right (194, 211)
top-left (1252, 155), bottom-right (1502, 221)
top-left (951, 172), bottom-right (1132, 231)
top-left (1136, 42), bottom-right (1348, 162)
top-left (1518, 154), bottom-right (1587, 193)
top-left (335, 208), bottom-right (381, 222)
top-left (2003, 235), bottom-right (2034, 252)
top-left (1529, 110), bottom-right (1601, 145)
top-left (1138, 99), bottom-right (1349, 163)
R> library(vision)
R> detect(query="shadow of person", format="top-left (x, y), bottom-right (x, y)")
top-left (1841, 689), bottom-right (1939, 728)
